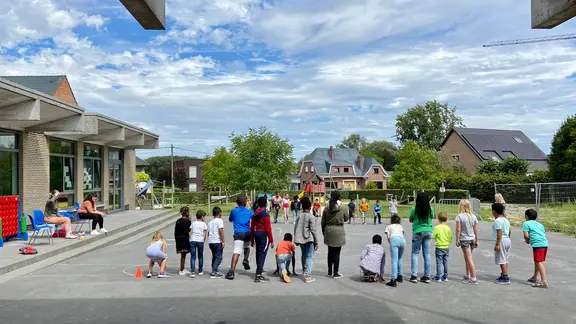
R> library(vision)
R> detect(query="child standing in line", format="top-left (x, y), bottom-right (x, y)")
top-left (359, 234), bottom-right (386, 282)
top-left (432, 212), bottom-right (452, 282)
top-left (389, 198), bottom-right (398, 217)
top-left (455, 200), bottom-right (479, 285)
top-left (492, 203), bottom-right (512, 284)
top-left (522, 209), bottom-right (549, 288)
top-left (313, 198), bottom-right (321, 217)
top-left (174, 206), bottom-right (192, 276)
top-left (189, 210), bottom-right (208, 278)
top-left (276, 233), bottom-right (296, 283)
top-left (208, 206), bottom-right (225, 279)
top-left (145, 231), bottom-right (169, 278)
top-left (359, 199), bottom-right (369, 225)
top-left (290, 195), bottom-right (301, 224)
top-left (373, 200), bottom-right (383, 225)
top-left (385, 215), bottom-right (405, 287)
top-left (348, 199), bottom-right (356, 225)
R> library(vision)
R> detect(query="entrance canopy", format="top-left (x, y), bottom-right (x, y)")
top-left (0, 77), bottom-right (159, 149)
top-left (532, 0), bottom-right (576, 28)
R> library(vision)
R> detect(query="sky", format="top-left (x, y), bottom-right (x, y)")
top-left (1, 0), bottom-right (576, 159)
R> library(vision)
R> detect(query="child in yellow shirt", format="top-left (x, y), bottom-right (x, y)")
top-left (432, 212), bottom-right (452, 282)
top-left (359, 199), bottom-right (369, 225)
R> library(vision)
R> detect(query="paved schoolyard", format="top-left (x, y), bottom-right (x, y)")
top-left (0, 216), bottom-right (575, 324)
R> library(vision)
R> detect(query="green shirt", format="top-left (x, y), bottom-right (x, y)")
top-left (432, 224), bottom-right (453, 248)
top-left (522, 220), bottom-right (548, 248)
top-left (409, 206), bottom-right (434, 234)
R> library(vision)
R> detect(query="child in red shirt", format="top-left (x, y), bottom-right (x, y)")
top-left (313, 199), bottom-right (321, 217)
top-left (250, 196), bottom-right (274, 283)
top-left (276, 233), bottom-right (296, 283)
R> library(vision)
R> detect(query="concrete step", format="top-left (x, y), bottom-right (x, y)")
top-left (0, 210), bottom-right (177, 280)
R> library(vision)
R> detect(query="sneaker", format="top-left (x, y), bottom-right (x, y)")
top-left (493, 275), bottom-right (504, 283)
top-left (146, 272), bottom-right (152, 278)
top-left (90, 230), bottom-right (101, 236)
top-left (273, 269), bottom-right (279, 276)
top-left (333, 273), bottom-right (344, 279)
top-left (409, 276), bottom-right (418, 283)
top-left (158, 272), bottom-right (170, 278)
top-left (527, 276), bottom-right (537, 283)
top-left (434, 276), bottom-right (442, 282)
top-left (189, 272), bottom-right (196, 278)
top-left (225, 271), bottom-right (235, 280)
top-left (462, 276), bottom-right (470, 284)
top-left (533, 281), bottom-right (548, 288)
top-left (254, 274), bottom-right (269, 283)
top-left (287, 270), bottom-right (292, 276)
top-left (178, 270), bottom-right (188, 276)
top-left (66, 233), bottom-right (78, 239)
top-left (420, 276), bottom-right (431, 283)
top-left (442, 275), bottom-right (449, 282)
top-left (386, 280), bottom-right (397, 287)
top-left (99, 228), bottom-right (108, 234)
top-left (210, 273), bottom-right (224, 279)
top-left (242, 260), bottom-right (251, 271)
top-left (469, 279), bottom-right (479, 285)
top-left (495, 276), bottom-right (511, 285)
top-left (396, 275), bottom-right (404, 283)
top-left (305, 277), bottom-right (316, 283)
top-left (281, 270), bottom-right (291, 283)
top-left (198, 272), bottom-right (204, 276)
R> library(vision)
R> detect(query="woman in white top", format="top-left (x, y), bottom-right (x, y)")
top-left (282, 193), bottom-right (291, 224)
top-left (384, 214), bottom-right (405, 287)
top-left (455, 200), bottom-right (479, 284)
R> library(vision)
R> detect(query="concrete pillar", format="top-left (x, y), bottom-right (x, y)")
top-left (102, 146), bottom-right (109, 211)
top-left (123, 149), bottom-right (136, 210)
top-left (21, 132), bottom-right (50, 215)
top-left (75, 141), bottom-right (84, 203)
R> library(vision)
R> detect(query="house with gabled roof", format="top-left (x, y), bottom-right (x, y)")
top-left (298, 146), bottom-right (389, 191)
top-left (441, 127), bottom-right (548, 174)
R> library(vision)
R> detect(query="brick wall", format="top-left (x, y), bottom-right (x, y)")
top-left (21, 132), bottom-right (50, 215)
top-left (123, 149), bottom-right (136, 210)
top-left (53, 77), bottom-right (78, 106)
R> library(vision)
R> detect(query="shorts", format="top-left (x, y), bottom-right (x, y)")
top-left (233, 232), bottom-right (251, 254)
top-left (460, 240), bottom-right (475, 250)
top-left (494, 238), bottom-right (511, 265)
top-left (147, 251), bottom-right (168, 263)
top-left (533, 247), bottom-right (548, 262)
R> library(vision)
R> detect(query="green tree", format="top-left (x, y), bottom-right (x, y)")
top-left (550, 115), bottom-right (576, 181)
top-left (364, 182), bottom-right (378, 190)
top-left (229, 126), bottom-right (294, 191)
top-left (477, 159), bottom-right (501, 174)
top-left (389, 141), bottom-right (440, 190)
top-left (499, 157), bottom-right (530, 175)
top-left (202, 147), bottom-right (237, 191)
top-left (337, 134), bottom-right (368, 150)
top-left (144, 155), bottom-right (196, 183)
top-left (173, 167), bottom-right (188, 191)
top-left (395, 100), bottom-right (464, 150)
top-left (135, 171), bottom-right (150, 182)
top-left (360, 140), bottom-right (398, 171)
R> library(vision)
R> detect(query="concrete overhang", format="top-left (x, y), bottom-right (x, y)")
top-left (532, 0), bottom-right (576, 28)
top-left (83, 113), bottom-right (159, 149)
top-left (119, 0), bottom-right (166, 30)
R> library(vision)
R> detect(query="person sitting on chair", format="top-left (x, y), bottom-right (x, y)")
top-left (77, 193), bottom-right (107, 236)
top-left (44, 190), bottom-right (77, 239)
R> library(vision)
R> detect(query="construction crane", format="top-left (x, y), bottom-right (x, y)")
top-left (482, 33), bottom-right (576, 47)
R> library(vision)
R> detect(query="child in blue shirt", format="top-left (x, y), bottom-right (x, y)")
top-left (373, 200), bottom-right (383, 225)
top-left (522, 209), bottom-right (549, 288)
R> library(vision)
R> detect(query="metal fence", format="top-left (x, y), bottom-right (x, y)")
top-left (432, 198), bottom-right (482, 220)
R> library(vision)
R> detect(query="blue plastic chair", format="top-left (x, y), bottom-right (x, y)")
top-left (28, 210), bottom-right (55, 245)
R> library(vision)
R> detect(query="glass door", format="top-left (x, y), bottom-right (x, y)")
top-left (108, 161), bottom-right (123, 211)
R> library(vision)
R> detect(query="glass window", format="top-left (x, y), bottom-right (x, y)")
top-left (84, 145), bottom-right (101, 158)
top-left (189, 166), bottom-right (197, 178)
top-left (189, 183), bottom-right (197, 192)
top-left (109, 150), bottom-right (121, 160)
top-left (0, 132), bottom-right (18, 149)
top-left (304, 166), bottom-right (309, 173)
top-left (373, 168), bottom-right (379, 174)
top-left (83, 145), bottom-right (102, 197)
top-left (311, 166), bottom-right (315, 172)
top-left (50, 156), bottom-right (64, 193)
top-left (344, 167), bottom-right (349, 173)
top-left (49, 139), bottom-right (74, 155)
top-left (49, 139), bottom-right (75, 206)
top-left (0, 151), bottom-right (18, 196)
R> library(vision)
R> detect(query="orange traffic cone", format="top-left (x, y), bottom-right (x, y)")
top-left (135, 266), bottom-right (143, 278)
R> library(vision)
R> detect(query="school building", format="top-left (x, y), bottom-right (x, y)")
top-left (0, 76), bottom-right (159, 214)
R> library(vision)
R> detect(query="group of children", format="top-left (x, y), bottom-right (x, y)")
top-left (358, 201), bottom-right (549, 288)
top-left (145, 198), bottom-right (550, 289)
top-left (348, 198), bottom-right (398, 225)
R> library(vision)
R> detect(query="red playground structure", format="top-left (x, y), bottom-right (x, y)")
top-left (0, 196), bottom-right (28, 247)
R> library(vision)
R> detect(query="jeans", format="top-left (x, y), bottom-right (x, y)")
top-left (327, 246), bottom-right (342, 275)
top-left (300, 242), bottom-right (315, 277)
top-left (292, 210), bottom-right (299, 223)
top-left (254, 231), bottom-right (269, 275)
top-left (390, 236), bottom-right (406, 280)
top-left (435, 248), bottom-right (449, 277)
top-left (411, 231), bottom-right (432, 277)
top-left (190, 241), bottom-right (204, 273)
top-left (277, 253), bottom-right (292, 272)
top-left (209, 243), bottom-right (223, 274)
top-left (373, 212), bottom-right (381, 224)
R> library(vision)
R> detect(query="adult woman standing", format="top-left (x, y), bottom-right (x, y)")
top-left (77, 193), bottom-right (107, 235)
top-left (409, 192), bottom-right (434, 283)
top-left (44, 190), bottom-right (77, 239)
top-left (321, 191), bottom-right (349, 279)
top-left (455, 200), bottom-right (479, 284)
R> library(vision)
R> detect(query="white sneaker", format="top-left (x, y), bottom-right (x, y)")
top-left (90, 230), bottom-right (101, 236)
top-left (178, 270), bottom-right (190, 276)
top-left (99, 228), bottom-right (109, 234)
top-left (198, 272), bottom-right (204, 276)
top-left (65, 233), bottom-right (78, 239)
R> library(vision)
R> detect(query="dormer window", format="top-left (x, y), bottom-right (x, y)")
top-left (513, 137), bottom-right (523, 143)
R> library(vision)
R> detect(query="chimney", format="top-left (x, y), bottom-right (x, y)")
top-left (357, 154), bottom-right (364, 171)
top-left (329, 146), bottom-right (334, 160)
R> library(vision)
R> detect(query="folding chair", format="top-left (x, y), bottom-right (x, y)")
top-left (28, 211), bottom-right (55, 245)
top-left (72, 202), bottom-right (90, 233)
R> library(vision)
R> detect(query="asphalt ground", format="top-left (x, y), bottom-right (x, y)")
top-left (0, 217), bottom-right (575, 324)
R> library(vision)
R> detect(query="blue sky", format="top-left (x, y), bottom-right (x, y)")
top-left (1, 0), bottom-right (576, 159)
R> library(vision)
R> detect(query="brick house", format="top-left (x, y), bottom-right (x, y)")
top-left (135, 156), bottom-right (148, 173)
top-left (173, 158), bottom-right (205, 192)
top-left (441, 127), bottom-right (548, 174)
top-left (0, 76), bottom-right (159, 214)
top-left (299, 146), bottom-right (389, 191)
